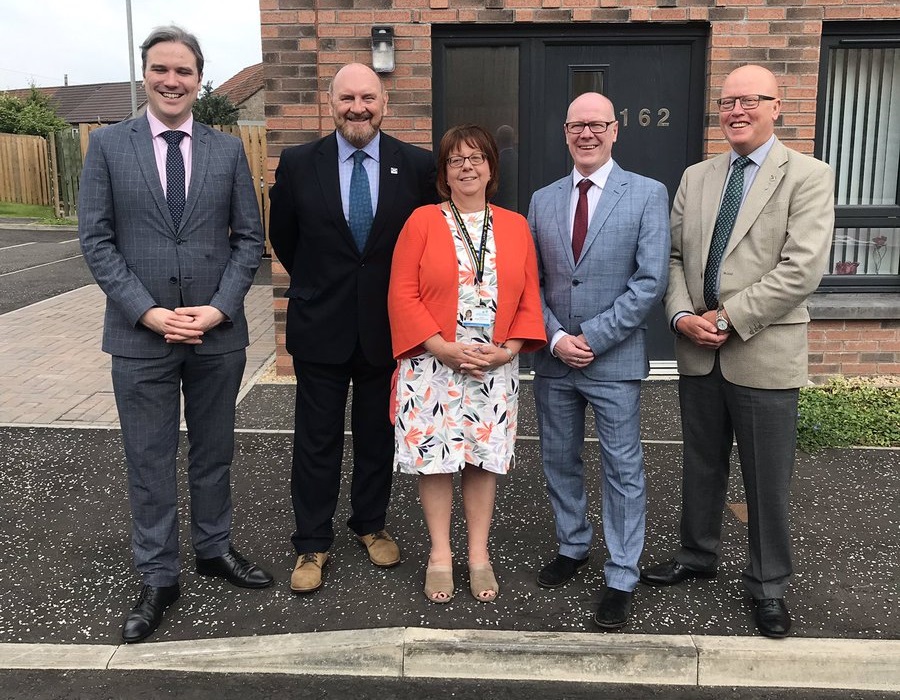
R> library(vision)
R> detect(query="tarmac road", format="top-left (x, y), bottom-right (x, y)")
top-left (0, 225), bottom-right (94, 314)
top-left (0, 671), bottom-right (896, 700)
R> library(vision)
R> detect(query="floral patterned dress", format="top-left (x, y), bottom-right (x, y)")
top-left (394, 207), bottom-right (520, 475)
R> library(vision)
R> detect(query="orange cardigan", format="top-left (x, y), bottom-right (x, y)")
top-left (388, 203), bottom-right (546, 360)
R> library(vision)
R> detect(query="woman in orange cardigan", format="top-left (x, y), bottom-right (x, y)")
top-left (388, 124), bottom-right (545, 604)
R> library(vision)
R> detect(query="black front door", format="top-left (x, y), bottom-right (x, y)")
top-left (433, 24), bottom-right (708, 366)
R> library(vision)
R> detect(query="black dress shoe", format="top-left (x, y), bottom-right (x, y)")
top-left (537, 554), bottom-right (590, 588)
top-left (593, 587), bottom-right (633, 630)
top-left (754, 598), bottom-right (791, 638)
top-left (639, 559), bottom-right (717, 586)
top-left (196, 547), bottom-right (274, 589)
top-left (121, 583), bottom-right (180, 644)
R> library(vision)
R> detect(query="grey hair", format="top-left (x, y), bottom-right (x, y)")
top-left (140, 25), bottom-right (204, 75)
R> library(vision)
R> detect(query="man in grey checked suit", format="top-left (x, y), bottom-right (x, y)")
top-left (528, 91), bottom-right (670, 629)
top-left (79, 25), bottom-right (273, 644)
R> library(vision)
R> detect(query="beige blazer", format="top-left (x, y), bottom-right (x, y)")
top-left (665, 138), bottom-right (835, 389)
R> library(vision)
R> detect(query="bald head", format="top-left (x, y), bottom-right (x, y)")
top-left (722, 65), bottom-right (780, 100)
top-left (718, 64), bottom-right (782, 156)
top-left (329, 63), bottom-right (384, 98)
top-left (566, 92), bottom-right (616, 123)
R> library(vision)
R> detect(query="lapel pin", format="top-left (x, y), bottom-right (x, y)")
top-left (390, 167), bottom-right (398, 175)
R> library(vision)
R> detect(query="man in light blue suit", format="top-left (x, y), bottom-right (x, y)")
top-left (79, 26), bottom-right (272, 645)
top-left (527, 92), bottom-right (670, 629)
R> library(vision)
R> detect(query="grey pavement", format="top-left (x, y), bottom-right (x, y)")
top-left (0, 278), bottom-right (897, 692)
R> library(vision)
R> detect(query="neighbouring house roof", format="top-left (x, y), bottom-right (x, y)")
top-left (3, 82), bottom-right (147, 124)
top-left (213, 63), bottom-right (264, 106)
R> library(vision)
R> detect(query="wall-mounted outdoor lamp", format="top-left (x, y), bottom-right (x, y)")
top-left (371, 26), bottom-right (395, 74)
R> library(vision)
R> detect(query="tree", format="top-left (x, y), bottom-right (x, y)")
top-left (192, 82), bottom-right (239, 126)
top-left (0, 86), bottom-right (67, 137)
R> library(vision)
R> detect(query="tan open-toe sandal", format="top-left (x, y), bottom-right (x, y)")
top-left (424, 564), bottom-right (454, 603)
top-left (469, 563), bottom-right (499, 602)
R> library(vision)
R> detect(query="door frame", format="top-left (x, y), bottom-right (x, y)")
top-left (432, 23), bottom-right (709, 369)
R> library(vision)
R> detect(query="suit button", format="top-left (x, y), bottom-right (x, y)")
top-left (572, 279), bottom-right (581, 286)
top-left (175, 238), bottom-right (183, 245)
top-left (169, 277), bottom-right (177, 284)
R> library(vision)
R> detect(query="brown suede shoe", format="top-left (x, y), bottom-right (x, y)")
top-left (290, 552), bottom-right (328, 593)
top-left (357, 530), bottom-right (401, 567)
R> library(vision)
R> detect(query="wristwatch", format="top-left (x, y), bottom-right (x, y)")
top-left (715, 308), bottom-right (730, 332)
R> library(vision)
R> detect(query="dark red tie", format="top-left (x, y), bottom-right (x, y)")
top-left (572, 178), bottom-right (592, 262)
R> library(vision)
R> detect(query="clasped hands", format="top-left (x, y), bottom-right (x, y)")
top-left (675, 310), bottom-right (730, 349)
top-left (554, 333), bottom-right (594, 369)
top-left (139, 305), bottom-right (226, 344)
top-left (427, 338), bottom-right (512, 380)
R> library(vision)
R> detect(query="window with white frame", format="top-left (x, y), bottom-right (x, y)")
top-left (816, 23), bottom-right (900, 288)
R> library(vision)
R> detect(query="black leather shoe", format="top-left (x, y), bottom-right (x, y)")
top-left (196, 547), bottom-right (274, 589)
top-left (121, 583), bottom-right (180, 644)
top-left (639, 559), bottom-right (717, 586)
top-left (593, 587), bottom-right (633, 630)
top-left (537, 554), bottom-right (590, 588)
top-left (754, 598), bottom-right (791, 638)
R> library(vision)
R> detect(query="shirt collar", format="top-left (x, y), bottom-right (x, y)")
top-left (336, 130), bottom-right (381, 163)
top-left (731, 134), bottom-right (775, 168)
top-left (147, 110), bottom-right (193, 139)
top-left (572, 158), bottom-right (614, 191)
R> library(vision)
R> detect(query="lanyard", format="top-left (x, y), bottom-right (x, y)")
top-left (448, 200), bottom-right (490, 285)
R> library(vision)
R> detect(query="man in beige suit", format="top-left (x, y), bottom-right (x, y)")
top-left (640, 65), bottom-right (834, 638)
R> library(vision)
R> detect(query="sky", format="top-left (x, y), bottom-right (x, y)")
top-left (0, 0), bottom-right (263, 92)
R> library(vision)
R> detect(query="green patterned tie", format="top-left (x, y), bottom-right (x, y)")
top-left (703, 155), bottom-right (752, 311)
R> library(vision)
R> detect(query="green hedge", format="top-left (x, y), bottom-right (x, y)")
top-left (797, 377), bottom-right (900, 452)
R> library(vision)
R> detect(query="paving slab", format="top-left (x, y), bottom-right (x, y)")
top-left (109, 628), bottom-right (405, 676)
top-left (402, 628), bottom-right (697, 685)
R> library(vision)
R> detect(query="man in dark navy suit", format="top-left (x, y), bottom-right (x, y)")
top-left (269, 63), bottom-right (437, 593)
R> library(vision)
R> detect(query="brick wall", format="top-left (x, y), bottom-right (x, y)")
top-left (808, 320), bottom-right (900, 381)
top-left (260, 0), bottom-right (900, 377)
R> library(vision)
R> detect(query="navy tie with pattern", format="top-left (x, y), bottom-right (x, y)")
top-left (703, 155), bottom-right (752, 311)
top-left (349, 150), bottom-right (373, 251)
top-left (572, 178), bottom-right (592, 262)
top-left (162, 130), bottom-right (186, 230)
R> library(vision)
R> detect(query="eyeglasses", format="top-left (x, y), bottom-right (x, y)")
top-left (564, 120), bottom-right (616, 135)
top-left (447, 153), bottom-right (486, 168)
top-left (715, 95), bottom-right (776, 111)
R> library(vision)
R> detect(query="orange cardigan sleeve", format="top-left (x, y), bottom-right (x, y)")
top-left (492, 207), bottom-right (547, 353)
top-left (388, 205), bottom-right (457, 359)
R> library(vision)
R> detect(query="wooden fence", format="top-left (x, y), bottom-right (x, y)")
top-left (1, 124), bottom-right (270, 250)
top-left (211, 124), bottom-right (270, 249)
top-left (0, 133), bottom-right (50, 205)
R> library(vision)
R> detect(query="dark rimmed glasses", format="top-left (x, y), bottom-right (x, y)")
top-left (447, 153), bottom-right (486, 168)
top-left (564, 120), bottom-right (617, 135)
top-left (716, 95), bottom-right (776, 111)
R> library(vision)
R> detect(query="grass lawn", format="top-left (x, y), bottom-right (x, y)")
top-left (0, 201), bottom-right (54, 218)
top-left (0, 201), bottom-right (76, 225)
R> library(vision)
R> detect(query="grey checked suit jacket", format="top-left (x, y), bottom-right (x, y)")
top-left (528, 161), bottom-right (671, 381)
top-left (79, 116), bottom-right (264, 358)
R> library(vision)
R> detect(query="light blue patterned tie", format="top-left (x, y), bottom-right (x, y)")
top-left (704, 155), bottom-right (752, 310)
top-left (349, 150), bottom-right (373, 251)
top-left (162, 130), bottom-right (186, 230)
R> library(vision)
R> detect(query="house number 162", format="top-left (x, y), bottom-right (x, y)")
top-left (618, 108), bottom-right (670, 127)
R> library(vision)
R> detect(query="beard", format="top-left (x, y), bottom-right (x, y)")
top-left (337, 115), bottom-right (380, 148)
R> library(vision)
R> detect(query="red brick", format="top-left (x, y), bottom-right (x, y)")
top-left (840, 363), bottom-right (879, 375)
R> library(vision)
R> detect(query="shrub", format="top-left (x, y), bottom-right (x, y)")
top-left (797, 377), bottom-right (900, 452)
